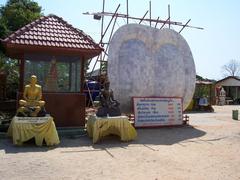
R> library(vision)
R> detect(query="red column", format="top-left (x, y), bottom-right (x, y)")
top-left (80, 56), bottom-right (85, 93)
top-left (19, 54), bottom-right (25, 92)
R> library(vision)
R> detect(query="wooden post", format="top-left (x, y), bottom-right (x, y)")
top-left (236, 86), bottom-right (238, 100)
top-left (19, 54), bottom-right (25, 92)
top-left (80, 56), bottom-right (85, 93)
top-left (69, 62), bottom-right (72, 91)
top-left (75, 61), bottom-right (78, 91)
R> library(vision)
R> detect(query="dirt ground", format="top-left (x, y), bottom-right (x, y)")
top-left (0, 105), bottom-right (240, 180)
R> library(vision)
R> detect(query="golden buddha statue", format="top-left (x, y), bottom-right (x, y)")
top-left (17, 75), bottom-right (46, 117)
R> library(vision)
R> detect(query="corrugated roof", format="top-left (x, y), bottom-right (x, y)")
top-left (196, 80), bottom-right (213, 85)
top-left (216, 76), bottom-right (240, 84)
top-left (2, 14), bottom-right (102, 51)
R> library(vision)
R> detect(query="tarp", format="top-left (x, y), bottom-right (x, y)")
top-left (87, 115), bottom-right (137, 143)
top-left (7, 116), bottom-right (60, 146)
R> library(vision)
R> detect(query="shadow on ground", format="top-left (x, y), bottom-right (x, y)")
top-left (89, 125), bottom-right (206, 149)
top-left (0, 138), bottom-right (56, 154)
top-left (134, 125), bottom-right (206, 145)
top-left (1, 125), bottom-right (206, 154)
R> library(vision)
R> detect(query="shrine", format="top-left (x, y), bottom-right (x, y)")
top-left (1, 14), bottom-right (102, 127)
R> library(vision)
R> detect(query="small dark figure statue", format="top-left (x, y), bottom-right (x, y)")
top-left (96, 80), bottom-right (121, 117)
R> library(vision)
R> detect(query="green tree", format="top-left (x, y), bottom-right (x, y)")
top-left (0, 0), bottom-right (42, 99)
top-left (0, 0), bottom-right (42, 39)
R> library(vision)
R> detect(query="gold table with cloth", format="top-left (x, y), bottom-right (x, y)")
top-left (7, 116), bottom-right (60, 146)
top-left (87, 115), bottom-right (137, 143)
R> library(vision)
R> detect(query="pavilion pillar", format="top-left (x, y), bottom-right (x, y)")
top-left (236, 86), bottom-right (238, 99)
top-left (210, 84), bottom-right (213, 105)
top-left (19, 54), bottom-right (25, 92)
top-left (80, 56), bottom-right (85, 93)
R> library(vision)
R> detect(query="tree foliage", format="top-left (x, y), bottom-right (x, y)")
top-left (0, 0), bottom-right (42, 99)
top-left (222, 59), bottom-right (240, 77)
top-left (0, 0), bottom-right (42, 39)
top-left (0, 52), bottom-right (19, 98)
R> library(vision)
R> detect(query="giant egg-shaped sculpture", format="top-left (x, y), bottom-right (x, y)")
top-left (108, 24), bottom-right (196, 113)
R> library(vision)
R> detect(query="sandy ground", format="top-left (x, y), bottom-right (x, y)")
top-left (0, 105), bottom-right (240, 180)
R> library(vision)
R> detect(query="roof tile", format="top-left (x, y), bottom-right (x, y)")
top-left (3, 14), bottom-right (102, 51)
top-left (38, 41), bottom-right (43, 46)
top-left (29, 40), bottom-right (34, 45)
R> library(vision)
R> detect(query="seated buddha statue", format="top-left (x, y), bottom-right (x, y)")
top-left (96, 79), bottom-right (121, 117)
top-left (17, 75), bottom-right (46, 117)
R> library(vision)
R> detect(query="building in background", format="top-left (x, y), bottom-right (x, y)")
top-left (215, 76), bottom-right (240, 105)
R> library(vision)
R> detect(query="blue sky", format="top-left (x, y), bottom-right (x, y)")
top-left (1, 0), bottom-right (240, 80)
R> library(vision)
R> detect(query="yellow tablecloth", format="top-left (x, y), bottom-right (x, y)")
top-left (87, 115), bottom-right (137, 143)
top-left (7, 116), bottom-right (60, 146)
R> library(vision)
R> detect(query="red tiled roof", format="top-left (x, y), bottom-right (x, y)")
top-left (2, 14), bottom-right (102, 52)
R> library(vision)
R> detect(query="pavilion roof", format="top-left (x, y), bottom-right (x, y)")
top-left (2, 14), bottom-right (103, 59)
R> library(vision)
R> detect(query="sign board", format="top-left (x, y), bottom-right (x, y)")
top-left (133, 97), bottom-right (183, 127)
top-left (14, 115), bottom-right (51, 124)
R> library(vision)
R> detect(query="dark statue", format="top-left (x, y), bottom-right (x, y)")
top-left (96, 80), bottom-right (121, 117)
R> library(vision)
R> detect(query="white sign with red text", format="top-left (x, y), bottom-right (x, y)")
top-left (133, 97), bottom-right (183, 127)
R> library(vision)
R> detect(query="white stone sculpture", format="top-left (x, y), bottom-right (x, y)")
top-left (219, 87), bottom-right (226, 105)
top-left (108, 24), bottom-right (196, 113)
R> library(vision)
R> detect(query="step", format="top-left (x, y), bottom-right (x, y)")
top-left (57, 127), bottom-right (87, 137)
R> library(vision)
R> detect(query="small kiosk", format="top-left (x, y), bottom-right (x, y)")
top-left (2, 14), bottom-right (102, 127)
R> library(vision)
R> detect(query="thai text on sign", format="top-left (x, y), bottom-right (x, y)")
top-left (14, 116), bottom-right (51, 124)
top-left (133, 97), bottom-right (183, 127)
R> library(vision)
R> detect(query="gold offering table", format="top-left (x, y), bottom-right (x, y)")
top-left (7, 115), bottom-right (60, 146)
top-left (87, 115), bottom-right (137, 143)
